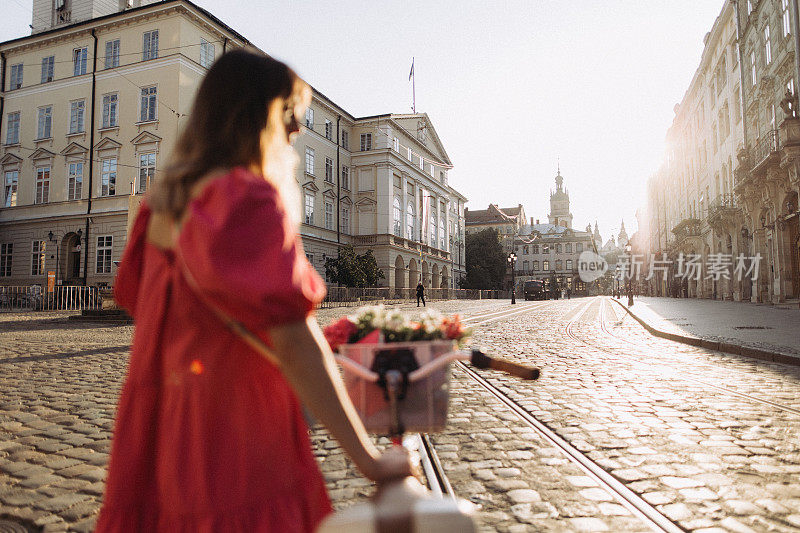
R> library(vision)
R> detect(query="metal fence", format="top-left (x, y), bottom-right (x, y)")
top-left (0, 285), bottom-right (101, 312)
top-left (319, 287), bottom-right (512, 308)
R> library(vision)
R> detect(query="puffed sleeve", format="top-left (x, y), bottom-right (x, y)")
top-left (114, 202), bottom-right (151, 317)
top-left (176, 170), bottom-right (326, 332)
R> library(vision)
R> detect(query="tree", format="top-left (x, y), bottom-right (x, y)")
top-left (324, 244), bottom-right (385, 287)
top-left (461, 228), bottom-right (506, 289)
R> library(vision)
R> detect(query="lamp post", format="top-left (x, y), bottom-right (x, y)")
top-left (625, 243), bottom-right (634, 307)
top-left (507, 252), bottom-right (517, 304)
top-left (614, 264), bottom-right (620, 298)
top-left (48, 231), bottom-right (59, 286)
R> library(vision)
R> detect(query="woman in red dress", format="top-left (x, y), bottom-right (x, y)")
top-left (95, 49), bottom-right (410, 532)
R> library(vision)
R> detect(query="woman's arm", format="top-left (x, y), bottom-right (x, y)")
top-left (269, 316), bottom-right (410, 482)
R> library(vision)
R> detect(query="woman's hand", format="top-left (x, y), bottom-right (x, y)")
top-left (364, 447), bottom-right (414, 485)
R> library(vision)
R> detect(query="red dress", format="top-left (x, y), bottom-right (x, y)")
top-left (95, 168), bottom-right (331, 532)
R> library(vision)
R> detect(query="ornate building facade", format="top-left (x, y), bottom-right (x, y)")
top-left (0, 0), bottom-right (468, 291)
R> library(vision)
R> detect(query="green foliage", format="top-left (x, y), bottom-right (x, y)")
top-left (324, 244), bottom-right (386, 288)
top-left (462, 229), bottom-right (506, 289)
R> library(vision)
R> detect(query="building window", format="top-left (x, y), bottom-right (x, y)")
top-left (9, 64), bottom-right (22, 90)
top-left (35, 167), bottom-right (50, 204)
top-left (200, 38), bottom-right (215, 68)
top-left (41, 56), bottom-right (54, 83)
top-left (577, 243), bottom-right (583, 252)
top-left (325, 157), bottom-right (333, 183)
top-left (751, 51), bottom-right (756, 86)
top-left (393, 137), bottom-right (399, 151)
top-left (73, 47), bottom-right (87, 76)
top-left (341, 166), bottom-right (350, 189)
top-left (783, 0), bottom-right (791, 36)
top-left (523, 245), bottom-right (529, 254)
top-left (6, 112), bottom-right (20, 145)
top-left (543, 260), bottom-right (549, 271)
top-left (360, 133), bottom-right (372, 151)
top-left (555, 259), bottom-right (563, 270)
top-left (393, 197), bottom-right (402, 237)
top-left (407, 147), bottom-right (412, 160)
top-left (69, 100), bottom-right (85, 134)
top-left (68, 162), bottom-right (83, 200)
top-left (31, 241), bottom-right (45, 276)
top-left (342, 206), bottom-right (350, 234)
top-left (556, 244), bottom-right (562, 253)
top-left (764, 25), bottom-right (772, 65)
top-left (102, 93), bottom-right (118, 128)
top-left (96, 236), bottom-right (113, 274)
top-left (325, 120), bottom-right (332, 141)
top-left (305, 147), bottom-right (314, 175)
top-left (440, 170), bottom-right (447, 185)
top-left (429, 215), bottom-right (437, 246)
top-left (4, 171), bottom-right (18, 207)
top-left (143, 30), bottom-right (159, 61)
top-left (304, 193), bottom-right (314, 224)
top-left (37, 106), bottom-right (52, 139)
top-left (532, 244), bottom-right (539, 254)
top-left (565, 243), bottom-right (572, 253)
top-left (138, 153), bottom-right (156, 194)
top-left (418, 155), bottom-right (424, 170)
top-left (406, 202), bottom-right (415, 240)
top-left (533, 261), bottom-right (539, 271)
top-left (440, 216), bottom-right (446, 250)
top-left (543, 244), bottom-right (550, 253)
top-left (140, 86), bottom-right (157, 122)
top-left (566, 259), bottom-right (573, 270)
top-left (0, 243), bottom-right (11, 277)
top-left (341, 130), bottom-right (349, 150)
top-left (101, 158), bottom-right (117, 196)
top-left (105, 39), bottom-right (120, 69)
top-left (305, 108), bottom-right (314, 129)
top-left (325, 201), bottom-right (334, 230)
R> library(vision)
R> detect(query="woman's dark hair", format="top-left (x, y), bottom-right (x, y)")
top-left (150, 48), bottom-right (304, 218)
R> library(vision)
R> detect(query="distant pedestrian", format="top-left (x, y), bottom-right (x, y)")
top-left (567, 288), bottom-right (571, 299)
top-left (416, 281), bottom-right (426, 306)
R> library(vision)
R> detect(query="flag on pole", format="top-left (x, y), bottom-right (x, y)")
top-left (409, 58), bottom-right (414, 81)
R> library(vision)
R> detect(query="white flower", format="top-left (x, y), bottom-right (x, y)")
top-left (384, 310), bottom-right (410, 332)
top-left (418, 309), bottom-right (443, 334)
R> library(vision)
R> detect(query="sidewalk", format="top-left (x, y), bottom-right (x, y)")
top-left (611, 296), bottom-right (800, 366)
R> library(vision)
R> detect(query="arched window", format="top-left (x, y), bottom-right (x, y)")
top-left (406, 202), bottom-right (415, 241)
top-left (393, 197), bottom-right (402, 237)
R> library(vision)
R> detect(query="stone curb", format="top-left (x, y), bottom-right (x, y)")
top-left (608, 298), bottom-right (800, 367)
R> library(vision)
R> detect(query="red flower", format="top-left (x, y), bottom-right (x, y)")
top-left (441, 315), bottom-right (466, 340)
top-left (323, 317), bottom-right (358, 352)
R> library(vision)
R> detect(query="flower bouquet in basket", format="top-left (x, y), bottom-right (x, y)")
top-left (323, 306), bottom-right (471, 434)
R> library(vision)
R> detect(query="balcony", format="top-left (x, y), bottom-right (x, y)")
top-left (351, 233), bottom-right (451, 260)
top-left (750, 129), bottom-right (780, 173)
top-left (669, 217), bottom-right (702, 252)
top-left (706, 194), bottom-right (741, 228)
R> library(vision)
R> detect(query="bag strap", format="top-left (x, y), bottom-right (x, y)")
top-left (172, 222), bottom-right (281, 368)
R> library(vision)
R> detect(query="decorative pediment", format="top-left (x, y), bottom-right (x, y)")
top-left (29, 147), bottom-right (55, 161)
top-left (340, 195), bottom-right (352, 205)
top-left (355, 196), bottom-right (377, 206)
top-left (94, 137), bottom-right (122, 152)
top-left (302, 181), bottom-right (319, 192)
top-left (131, 130), bottom-right (162, 146)
top-left (0, 153), bottom-right (23, 166)
top-left (60, 142), bottom-right (88, 157)
top-left (322, 188), bottom-right (336, 199)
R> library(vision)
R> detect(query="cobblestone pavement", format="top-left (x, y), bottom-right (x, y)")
top-left (1, 297), bottom-right (800, 532)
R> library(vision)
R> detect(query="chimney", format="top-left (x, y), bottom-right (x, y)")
top-left (530, 217), bottom-right (534, 226)
top-left (536, 219), bottom-right (540, 225)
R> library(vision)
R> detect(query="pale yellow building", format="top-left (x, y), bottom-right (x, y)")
top-left (0, 0), bottom-right (467, 291)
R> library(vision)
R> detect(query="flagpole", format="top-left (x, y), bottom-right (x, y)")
top-left (410, 57), bottom-right (416, 113)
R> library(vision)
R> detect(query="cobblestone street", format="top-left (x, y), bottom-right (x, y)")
top-left (1, 297), bottom-right (800, 532)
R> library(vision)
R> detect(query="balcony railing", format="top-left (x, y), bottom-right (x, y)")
top-left (750, 129), bottom-right (780, 171)
top-left (351, 233), bottom-right (451, 260)
top-left (671, 218), bottom-right (702, 238)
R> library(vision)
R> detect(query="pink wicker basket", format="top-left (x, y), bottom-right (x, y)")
top-left (338, 340), bottom-right (455, 434)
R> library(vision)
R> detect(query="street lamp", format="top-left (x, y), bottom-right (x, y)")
top-left (48, 231), bottom-right (59, 286)
top-left (625, 243), bottom-right (634, 307)
top-left (614, 264), bottom-right (620, 298)
top-left (508, 252), bottom-right (517, 304)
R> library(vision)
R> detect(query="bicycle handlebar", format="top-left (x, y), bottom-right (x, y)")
top-left (334, 348), bottom-right (540, 382)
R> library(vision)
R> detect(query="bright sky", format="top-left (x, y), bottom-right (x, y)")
top-left (2, 0), bottom-right (725, 243)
